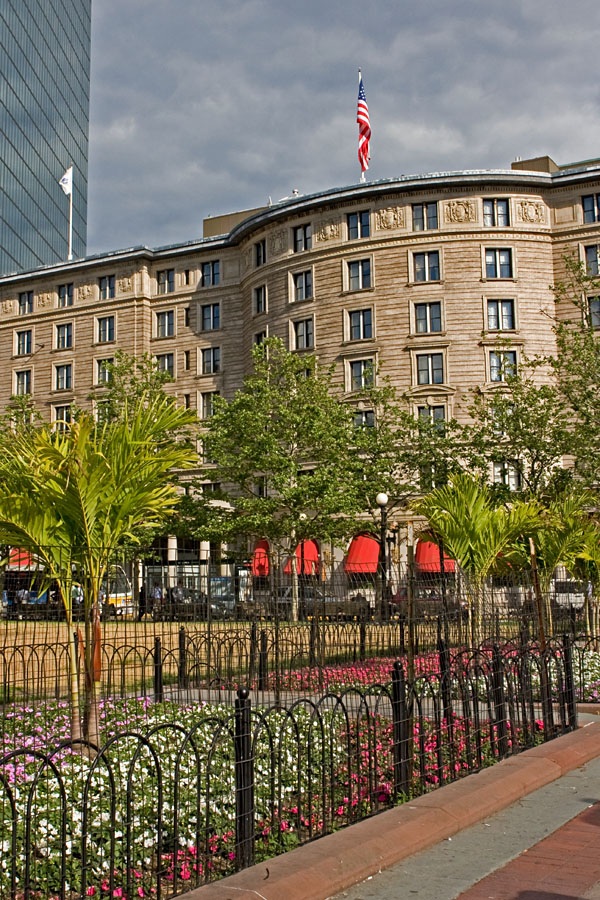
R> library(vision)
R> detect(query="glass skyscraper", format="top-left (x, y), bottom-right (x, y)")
top-left (1, 0), bottom-right (91, 276)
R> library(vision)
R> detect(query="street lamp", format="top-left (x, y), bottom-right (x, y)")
top-left (376, 492), bottom-right (389, 621)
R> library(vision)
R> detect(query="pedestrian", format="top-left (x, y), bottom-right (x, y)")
top-left (138, 584), bottom-right (147, 621)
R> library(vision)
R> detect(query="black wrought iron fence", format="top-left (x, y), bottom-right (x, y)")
top-left (0, 639), bottom-right (577, 900)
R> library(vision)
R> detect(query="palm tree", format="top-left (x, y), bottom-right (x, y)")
top-left (413, 473), bottom-right (542, 644)
top-left (0, 393), bottom-right (198, 746)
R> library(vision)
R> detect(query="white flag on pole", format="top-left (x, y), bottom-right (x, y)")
top-left (59, 167), bottom-right (73, 195)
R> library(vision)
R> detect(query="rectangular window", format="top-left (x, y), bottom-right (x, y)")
top-left (55, 364), bottom-right (72, 391)
top-left (348, 259), bottom-right (371, 291)
top-left (349, 359), bottom-right (374, 391)
top-left (15, 370), bottom-right (31, 396)
top-left (485, 248), bottom-right (513, 279)
top-left (416, 353), bottom-right (444, 385)
top-left (202, 347), bottom-right (221, 374)
top-left (58, 283), bottom-right (74, 307)
top-left (184, 306), bottom-right (190, 327)
top-left (490, 350), bottom-right (517, 382)
top-left (184, 350), bottom-right (191, 371)
top-left (16, 330), bottom-right (32, 356)
top-left (293, 318), bottom-right (314, 349)
top-left (18, 292), bottom-right (33, 315)
top-left (493, 461), bottom-right (522, 491)
top-left (56, 323), bottom-right (73, 350)
top-left (412, 202), bottom-right (438, 231)
top-left (99, 275), bottom-right (115, 300)
top-left (353, 409), bottom-right (375, 427)
top-left (293, 271), bottom-right (312, 301)
top-left (183, 393), bottom-right (191, 409)
top-left (418, 405), bottom-right (445, 424)
top-left (583, 195), bottom-right (600, 224)
top-left (585, 245), bottom-right (600, 276)
top-left (254, 285), bottom-right (267, 314)
top-left (201, 261), bottom-right (220, 286)
top-left (487, 299), bottom-right (515, 331)
top-left (254, 330), bottom-right (267, 345)
top-left (349, 308), bottom-right (373, 340)
top-left (201, 303), bottom-right (220, 331)
top-left (156, 353), bottom-right (174, 376)
top-left (97, 315), bottom-right (115, 343)
top-left (97, 358), bottom-right (113, 384)
top-left (588, 297), bottom-right (600, 327)
top-left (255, 239), bottom-right (267, 266)
top-left (54, 405), bottom-right (71, 432)
top-left (483, 199), bottom-right (510, 227)
top-left (201, 391), bottom-right (219, 418)
top-left (156, 310), bottom-right (174, 338)
top-left (413, 251), bottom-right (440, 282)
top-left (347, 210), bottom-right (370, 239)
top-left (293, 224), bottom-right (312, 252)
top-left (157, 269), bottom-right (175, 294)
top-left (415, 301), bottom-right (442, 333)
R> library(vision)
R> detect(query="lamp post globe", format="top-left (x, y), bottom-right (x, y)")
top-left (376, 492), bottom-right (389, 621)
top-left (376, 492), bottom-right (388, 508)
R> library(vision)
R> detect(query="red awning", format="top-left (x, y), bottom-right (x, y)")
top-left (344, 533), bottom-right (380, 574)
top-left (415, 540), bottom-right (456, 574)
top-left (8, 548), bottom-right (34, 570)
top-left (283, 540), bottom-right (320, 575)
top-left (251, 540), bottom-right (270, 577)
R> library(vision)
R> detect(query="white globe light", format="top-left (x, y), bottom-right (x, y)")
top-left (376, 492), bottom-right (388, 507)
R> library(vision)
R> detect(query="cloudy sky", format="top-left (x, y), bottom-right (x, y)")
top-left (87, 0), bottom-right (600, 255)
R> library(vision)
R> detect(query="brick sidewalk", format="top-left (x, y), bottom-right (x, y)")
top-left (457, 802), bottom-right (600, 900)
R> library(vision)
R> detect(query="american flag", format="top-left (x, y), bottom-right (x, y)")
top-left (357, 73), bottom-right (371, 175)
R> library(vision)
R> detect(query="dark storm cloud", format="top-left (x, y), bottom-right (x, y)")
top-left (87, 0), bottom-right (600, 254)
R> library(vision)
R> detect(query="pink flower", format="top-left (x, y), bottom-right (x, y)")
top-left (86, 888), bottom-right (96, 897)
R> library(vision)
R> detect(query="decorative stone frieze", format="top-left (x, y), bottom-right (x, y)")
top-left (78, 283), bottom-right (93, 301)
top-left (315, 217), bottom-right (341, 242)
top-left (515, 200), bottom-right (545, 224)
top-left (375, 207), bottom-right (405, 230)
top-left (37, 292), bottom-right (53, 308)
top-left (2, 299), bottom-right (15, 315)
top-left (269, 230), bottom-right (287, 256)
top-left (118, 274), bottom-right (133, 293)
top-left (445, 199), bottom-right (476, 224)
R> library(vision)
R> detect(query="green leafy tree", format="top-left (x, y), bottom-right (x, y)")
top-left (0, 393), bottom-right (198, 746)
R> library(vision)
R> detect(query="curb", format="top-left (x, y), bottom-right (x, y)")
top-left (181, 721), bottom-right (600, 900)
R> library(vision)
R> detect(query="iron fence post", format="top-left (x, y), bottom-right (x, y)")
top-left (392, 660), bottom-right (410, 797)
top-left (178, 626), bottom-right (187, 689)
top-left (154, 637), bottom-right (164, 703)
top-left (359, 618), bottom-right (366, 662)
top-left (249, 621), bottom-right (258, 685)
top-left (562, 633), bottom-right (578, 732)
top-left (258, 629), bottom-right (268, 692)
top-left (309, 618), bottom-right (317, 668)
top-left (492, 645), bottom-right (509, 757)
top-left (234, 686), bottom-right (254, 870)
top-left (438, 635), bottom-right (456, 775)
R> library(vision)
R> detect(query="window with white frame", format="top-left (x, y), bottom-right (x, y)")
top-left (55, 363), bottom-right (72, 391)
top-left (293, 224), bottom-right (312, 252)
top-left (201, 261), bottom-right (220, 286)
top-left (293, 271), bottom-right (312, 301)
top-left (156, 310), bottom-right (174, 338)
top-left (97, 315), bottom-right (115, 343)
top-left (353, 409), bottom-right (375, 427)
top-left (347, 210), bottom-right (370, 240)
top-left (95, 400), bottom-right (110, 424)
top-left (96, 358), bottom-right (113, 384)
top-left (583, 195), bottom-right (600, 223)
top-left (493, 461), bottom-right (522, 491)
top-left (54, 405), bottom-right (71, 432)
top-left (349, 359), bottom-right (374, 391)
top-left (487, 299), bottom-right (515, 331)
top-left (588, 296), bottom-right (600, 327)
top-left (485, 248), bottom-right (513, 279)
top-left (254, 285), bottom-right (267, 314)
top-left (99, 275), bottom-right (115, 300)
top-left (157, 269), bottom-right (174, 294)
top-left (418, 404), bottom-right (445, 425)
top-left (483, 199), bottom-right (510, 227)
top-left (15, 370), bottom-right (31, 395)
top-left (412, 202), bottom-right (438, 231)
top-left (58, 283), bottom-right (73, 307)
top-left (18, 292), bottom-right (33, 315)
top-left (293, 318), bottom-right (314, 350)
top-left (16, 329), bottom-right (32, 356)
top-left (156, 353), bottom-right (174, 376)
top-left (489, 349), bottom-right (517, 382)
top-left (201, 303), bottom-right (220, 331)
top-left (201, 391), bottom-right (219, 418)
top-left (56, 322), bottom-right (73, 350)
top-left (348, 259), bottom-right (371, 291)
top-left (202, 347), bottom-right (221, 374)
top-left (413, 251), bottom-right (440, 282)
top-left (255, 239), bottom-right (266, 267)
top-left (416, 353), bottom-right (444, 385)
top-left (349, 308), bottom-right (373, 340)
top-left (585, 245), bottom-right (600, 276)
top-left (414, 301), bottom-right (442, 333)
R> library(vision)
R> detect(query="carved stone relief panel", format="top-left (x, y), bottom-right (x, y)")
top-left (244, 247), bottom-right (253, 271)
top-left (118, 273), bottom-right (133, 294)
top-left (445, 199), bottom-right (476, 224)
top-left (2, 299), bottom-right (15, 315)
top-left (315, 216), bottom-right (341, 242)
top-left (515, 200), bottom-right (545, 224)
top-left (269, 230), bottom-right (287, 256)
top-left (37, 292), bottom-right (54, 309)
top-left (78, 283), bottom-right (93, 301)
top-left (375, 207), bottom-right (405, 230)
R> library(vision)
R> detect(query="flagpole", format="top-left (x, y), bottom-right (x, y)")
top-left (68, 189), bottom-right (73, 261)
top-left (358, 68), bottom-right (365, 183)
